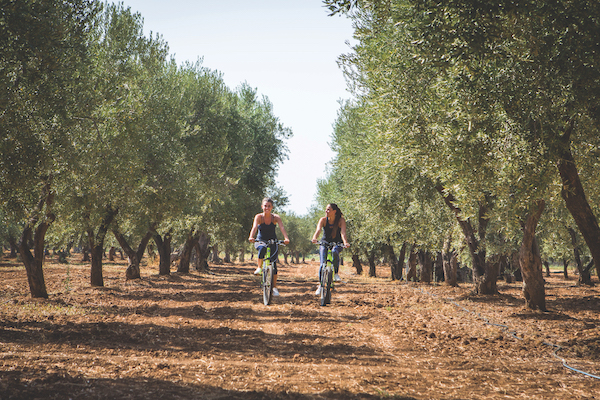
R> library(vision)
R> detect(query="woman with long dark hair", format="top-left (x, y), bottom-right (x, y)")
top-left (311, 203), bottom-right (349, 295)
top-left (248, 197), bottom-right (290, 296)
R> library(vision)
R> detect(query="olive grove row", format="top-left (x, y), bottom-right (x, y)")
top-left (317, 0), bottom-right (600, 310)
top-left (1, 1), bottom-right (301, 297)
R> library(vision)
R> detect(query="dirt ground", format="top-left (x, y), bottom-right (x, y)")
top-left (1, 254), bottom-right (599, 400)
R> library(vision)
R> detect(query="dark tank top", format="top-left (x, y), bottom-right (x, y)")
top-left (257, 214), bottom-right (277, 241)
top-left (322, 219), bottom-right (342, 242)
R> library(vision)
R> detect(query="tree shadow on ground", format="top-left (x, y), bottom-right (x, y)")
top-left (0, 373), bottom-right (418, 400)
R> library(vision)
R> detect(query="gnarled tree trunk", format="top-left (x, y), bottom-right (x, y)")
top-left (194, 232), bottom-right (211, 272)
top-left (19, 180), bottom-right (55, 298)
top-left (87, 205), bottom-right (118, 287)
top-left (562, 259), bottom-right (569, 280)
top-left (442, 234), bottom-right (458, 287)
top-left (436, 185), bottom-right (497, 294)
top-left (152, 228), bottom-right (172, 276)
top-left (178, 229), bottom-right (201, 274)
top-left (556, 122), bottom-right (600, 280)
top-left (351, 253), bottom-right (362, 275)
top-left (568, 227), bottom-right (592, 285)
top-left (406, 244), bottom-right (418, 282)
top-left (417, 250), bottom-right (433, 283)
top-left (394, 242), bottom-right (406, 281)
top-left (383, 243), bottom-right (401, 281)
top-left (519, 200), bottom-right (546, 311)
top-left (366, 250), bottom-right (376, 277)
top-left (112, 225), bottom-right (154, 280)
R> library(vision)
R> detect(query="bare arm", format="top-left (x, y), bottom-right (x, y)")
top-left (311, 217), bottom-right (326, 243)
top-left (248, 214), bottom-right (261, 242)
top-left (339, 216), bottom-right (350, 248)
top-left (273, 214), bottom-right (290, 244)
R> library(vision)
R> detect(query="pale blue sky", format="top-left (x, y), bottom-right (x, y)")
top-left (118, 0), bottom-right (355, 215)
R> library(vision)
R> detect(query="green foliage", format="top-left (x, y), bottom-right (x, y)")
top-left (1, 0), bottom-right (292, 278)
top-left (325, 0), bottom-right (600, 268)
top-left (0, 0), bottom-right (99, 217)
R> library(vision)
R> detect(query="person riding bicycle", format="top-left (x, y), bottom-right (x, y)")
top-left (311, 203), bottom-right (349, 295)
top-left (248, 197), bottom-right (290, 297)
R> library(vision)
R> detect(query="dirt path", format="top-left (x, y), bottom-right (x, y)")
top-left (1, 257), bottom-right (599, 399)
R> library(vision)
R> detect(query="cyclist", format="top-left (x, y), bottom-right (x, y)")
top-left (311, 203), bottom-right (349, 295)
top-left (248, 197), bottom-right (290, 296)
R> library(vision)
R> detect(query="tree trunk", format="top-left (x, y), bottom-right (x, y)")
top-left (544, 260), bottom-right (551, 277)
top-left (417, 250), bottom-right (433, 283)
top-left (351, 253), bottom-right (362, 275)
top-left (435, 185), bottom-right (497, 294)
top-left (519, 200), bottom-right (546, 311)
top-left (211, 244), bottom-right (221, 264)
top-left (406, 244), bottom-right (418, 282)
top-left (113, 230), bottom-right (139, 280)
top-left (87, 205), bottom-right (118, 287)
top-left (556, 122), bottom-right (600, 280)
top-left (480, 259), bottom-right (500, 294)
top-left (383, 243), bottom-right (401, 281)
top-left (153, 229), bottom-right (172, 276)
top-left (568, 227), bottom-right (592, 285)
top-left (8, 236), bottom-right (18, 258)
top-left (395, 242), bottom-right (406, 281)
top-left (239, 247), bottom-right (245, 263)
top-left (562, 259), bottom-right (569, 280)
top-left (367, 250), bottom-right (376, 277)
top-left (442, 234), bottom-right (458, 287)
top-left (434, 252), bottom-right (444, 282)
top-left (194, 232), bottom-right (211, 272)
top-left (81, 246), bottom-right (90, 262)
top-left (112, 227), bottom-right (153, 280)
top-left (178, 230), bottom-right (200, 274)
top-left (108, 247), bottom-right (116, 261)
top-left (18, 181), bottom-right (55, 298)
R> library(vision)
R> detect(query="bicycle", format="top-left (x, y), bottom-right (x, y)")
top-left (316, 240), bottom-right (345, 306)
top-left (255, 239), bottom-right (285, 305)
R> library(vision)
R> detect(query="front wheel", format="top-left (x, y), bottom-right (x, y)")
top-left (320, 264), bottom-right (332, 306)
top-left (263, 261), bottom-right (274, 306)
top-left (325, 268), bottom-right (333, 305)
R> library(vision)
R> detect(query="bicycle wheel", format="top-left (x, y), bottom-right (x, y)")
top-left (325, 268), bottom-right (333, 305)
top-left (320, 264), bottom-right (330, 306)
top-left (263, 261), bottom-right (273, 305)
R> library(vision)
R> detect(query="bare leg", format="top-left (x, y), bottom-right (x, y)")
top-left (254, 258), bottom-right (264, 274)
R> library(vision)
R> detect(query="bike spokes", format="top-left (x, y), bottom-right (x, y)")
top-left (262, 262), bottom-right (273, 306)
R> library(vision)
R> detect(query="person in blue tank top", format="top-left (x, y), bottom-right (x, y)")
top-left (311, 203), bottom-right (349, 295)
top-left (248, 197), bottom-right (290, 296)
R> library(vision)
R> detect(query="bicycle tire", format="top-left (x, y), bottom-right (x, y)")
top-left (263, 261), bottom-right (273, 305)
top-left (325, 268), bottom-right (333, 305)
top-left (320, 264), bottom-right (330, 306)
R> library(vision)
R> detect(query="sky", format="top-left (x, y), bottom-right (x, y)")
top-left (118, 0), bottom-right (356, 215)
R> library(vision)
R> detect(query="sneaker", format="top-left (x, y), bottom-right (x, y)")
top-left (315, 286), bottom-right (322, 296)
top-left (334, 274), bottom-right (341, 282)
top-left (272, 287), bottom-right (279, 296)
top-left (253, 267), bottom-right (262, 275)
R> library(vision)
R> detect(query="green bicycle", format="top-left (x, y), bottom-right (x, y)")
top-left (256, 239), bottom-right (284, 305)
top-left (317, 240), bottom-right (345, 306)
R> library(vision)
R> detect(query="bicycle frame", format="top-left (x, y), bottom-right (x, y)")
top-left (317, 240), bottom-right (344, 306)
top-left (256, 239), bottom-right (283, 306)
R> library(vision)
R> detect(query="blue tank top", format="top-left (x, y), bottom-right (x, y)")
top-left (257, 214), bottom-right (277, 241)
top-left (322, 219), bottom-right (342, 242)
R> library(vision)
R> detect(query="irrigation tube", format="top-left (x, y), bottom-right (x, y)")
top-left (411, 285), bottom-right (600, 380)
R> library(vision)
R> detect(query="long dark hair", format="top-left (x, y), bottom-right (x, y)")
top-left (328, 203), bottom-right (343, 238)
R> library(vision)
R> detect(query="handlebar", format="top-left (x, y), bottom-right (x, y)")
top-left (254, 239), bottom-right (286, 246)
top-left (316, 240), bottom-right (346, 248)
